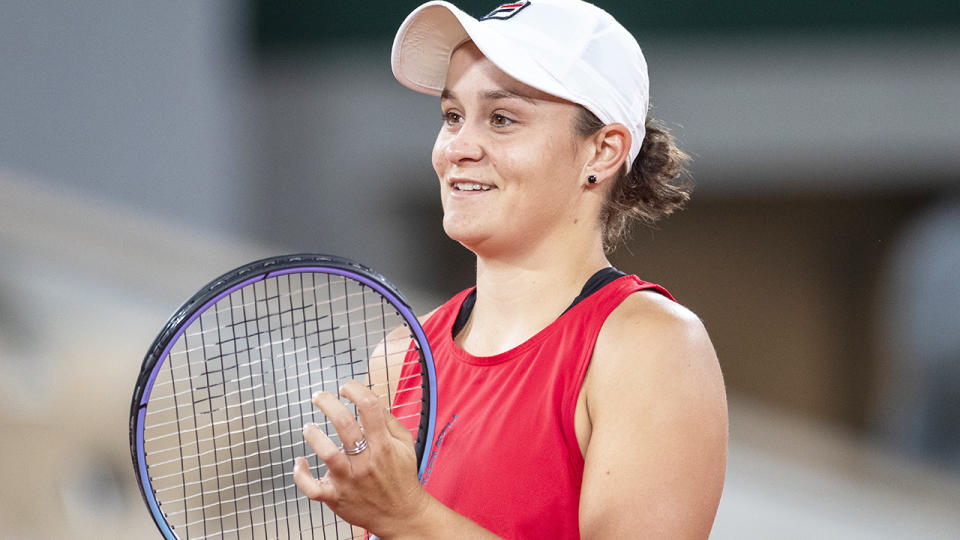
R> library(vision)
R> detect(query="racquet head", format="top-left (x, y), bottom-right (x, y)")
top-left (129, 254), bottom-right (437, 539)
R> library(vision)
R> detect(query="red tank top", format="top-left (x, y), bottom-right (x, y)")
top-left (396, 276), bottom-right (673, 539)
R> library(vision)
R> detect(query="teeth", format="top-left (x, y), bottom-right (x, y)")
top-left (455, 182), bottom-right (492, 191)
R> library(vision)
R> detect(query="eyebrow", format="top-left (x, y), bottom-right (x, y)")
top-left (441, 88), bottom-right (539, 106)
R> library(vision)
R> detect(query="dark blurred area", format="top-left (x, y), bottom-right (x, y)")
top-left (251, 0), bottom-right (960, 49)
top-left (1, 1), bottom-right (959, 537)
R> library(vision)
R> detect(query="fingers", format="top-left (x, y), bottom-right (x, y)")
top-left (312, 390), bottom-right (367, 456)
top-left (336, 379), bottom-right (416, 451)
top-left (340, 380), bottom-right (388, 445)
top-left (293, 456), bottom-right (336, 501)
top-left (302, 421), bottom-right (350, 475)
top-left (295, 380), bottom-right (424, 529)
top-left (305, 382), bottom-right (403, 479)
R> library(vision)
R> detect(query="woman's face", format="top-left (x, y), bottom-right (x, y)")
top-left (432, 42), bottom-right (594, 257)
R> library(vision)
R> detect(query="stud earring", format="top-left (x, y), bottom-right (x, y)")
top-left (587, 175), bottom-right (597, 184)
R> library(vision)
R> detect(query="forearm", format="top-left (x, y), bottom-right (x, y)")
top-left (378, 493), bottom-right (502, 540)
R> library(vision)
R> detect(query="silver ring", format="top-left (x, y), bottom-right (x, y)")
top-left (343, 437), bottom-right (367, 456)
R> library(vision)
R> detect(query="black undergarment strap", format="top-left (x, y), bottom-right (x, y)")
top-left (451, 267), bottom-right (627, 338)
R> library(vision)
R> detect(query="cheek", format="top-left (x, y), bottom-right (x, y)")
top-left (510, 136), bottom-right (575, 188)
top-left (431, 134), bottom-right (448, 177)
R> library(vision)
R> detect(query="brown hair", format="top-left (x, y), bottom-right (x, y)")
top-left (575, 108), bottom-right (693, 251)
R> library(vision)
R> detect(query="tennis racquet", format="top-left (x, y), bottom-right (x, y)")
top-left (129, 254), bottom-right (438, 539)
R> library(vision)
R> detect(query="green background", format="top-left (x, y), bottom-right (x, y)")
top-left (253, 0), bottom-right (960, 51)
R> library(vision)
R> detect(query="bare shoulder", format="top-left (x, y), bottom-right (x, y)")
top-left (578, 290), bottom-right (727, 537)
top-left (588, 289), bottom-right (726, 426)
top-left (593, 290), bottom-right (723, 392)
top-left (370, 307), bottom-right (442, 405)
top-left (382, 307), bottom-right (440, 342)
top-left (374, 307), bottom-right (442, 375)
top-left (417, 307), bottom-right (441, 329)
top-left (603, 289), bottom-right (707, 344)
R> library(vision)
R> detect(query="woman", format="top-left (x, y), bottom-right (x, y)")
top-left (293, 1), bottom-right (728, 537)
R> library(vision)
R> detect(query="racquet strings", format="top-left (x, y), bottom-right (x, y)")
top-left (141, 271), bottom-right (425, 539)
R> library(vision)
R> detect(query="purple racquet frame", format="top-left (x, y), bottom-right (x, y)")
top-left (129, 254), bottom-right (437, 539)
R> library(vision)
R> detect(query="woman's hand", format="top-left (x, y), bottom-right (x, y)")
top-left (292, 380), bottom-right (430, 536)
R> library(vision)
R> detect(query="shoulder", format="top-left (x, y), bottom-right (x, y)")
top-left (381, 306), bottom-right (441, 345)
top-left (595, 289), bottom-right (719, 382)
top-left (419, 307), bottom-right (441, 326)
top-left (586, 287), bottom-right (727, 450)
top-left (578, 290), bottom-right (728, 536)
top-left (383, 286), bottom-right (466, 345)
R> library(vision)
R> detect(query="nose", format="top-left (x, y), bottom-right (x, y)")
top-left (442, 124), bottom-right (484, 164)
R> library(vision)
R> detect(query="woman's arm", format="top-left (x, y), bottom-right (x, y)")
top-left (578, 291), bottom-right (728, 539)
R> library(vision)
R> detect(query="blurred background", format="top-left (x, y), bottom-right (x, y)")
top-left (2, 0), bottom-right (959, 537)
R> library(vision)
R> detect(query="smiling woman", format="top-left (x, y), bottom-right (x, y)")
top-left (293, 2), bottom-right (728, 538)
top-left (434, 41), bottom-right (603, 258)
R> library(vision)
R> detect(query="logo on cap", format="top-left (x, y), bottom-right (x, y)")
top-left (480, 1), bottom-right (531, 21)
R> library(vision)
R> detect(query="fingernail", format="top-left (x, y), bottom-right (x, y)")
top-left (303, 422), bottom-right (318, 434)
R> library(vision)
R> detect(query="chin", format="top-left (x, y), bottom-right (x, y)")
top-left (442, 216), bottom-right (492, 253)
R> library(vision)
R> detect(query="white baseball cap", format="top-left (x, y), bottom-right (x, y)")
top-left (391, 0), bottom-right (650, 170)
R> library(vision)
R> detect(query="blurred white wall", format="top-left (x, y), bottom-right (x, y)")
top-left (645, 28), bottom-right (960, 194)
top-left (0, 0), bottom-right (253, 233)
top-left (716, 399), bottom-right (960, 539)
top-left (1, 2), bottom-right (260, 537)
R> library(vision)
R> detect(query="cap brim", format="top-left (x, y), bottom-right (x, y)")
top-left (391, 2), bottom-right (472, 96)
top-left (391, 1), bottom-right (575, 104)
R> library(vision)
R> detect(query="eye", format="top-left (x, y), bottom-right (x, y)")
top-left (442, 111), bottom-right (462, 126)
top-left (491, 113), bottom-right (514, 127)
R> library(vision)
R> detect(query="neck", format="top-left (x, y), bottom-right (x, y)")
top-left (456, 232), bottom-right (610, 356)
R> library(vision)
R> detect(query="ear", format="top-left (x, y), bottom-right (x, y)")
top-left (585, 123), bottom-right (632, 183)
